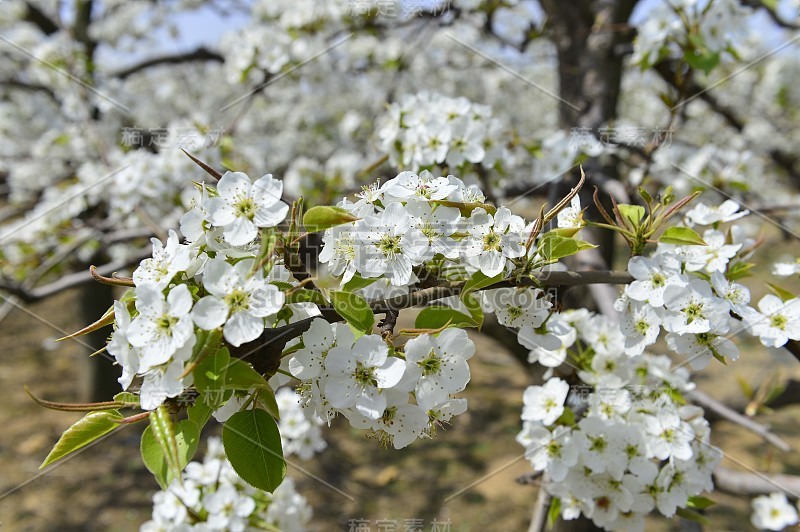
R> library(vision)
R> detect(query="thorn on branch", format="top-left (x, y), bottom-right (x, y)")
top-left (89, 265), bottom-right (134, 287)
top-left (181, 149), bottom-right (222, 180)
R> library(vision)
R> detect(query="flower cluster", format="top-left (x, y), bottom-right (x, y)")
top-left (377, 92), bottom-right (511, 171)
top-left (141, 437), bottom-right (312, 532)
top-left (613, 203), bottom-right (800, 367)
top-left (517, 367), bottom-right (721, 530)
top-left (319, 169), bottom-right (532, 286)
top-left (107, 170), bottom-right (310, 410)
top-left (290, 319), bottom-right (473, 449)
top-left (633, 0), bottom-right (751, 69)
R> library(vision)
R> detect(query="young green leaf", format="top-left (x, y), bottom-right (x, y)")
top-left (149, 406), bottom-right (183, 485)
top-left (766, 282), bottom-right (797, 303)
top-left (659, 226), bottom-right (707, 246)
top-left (140, 419), bottom-right (200, 489)
top-left (415, 307), bottom-right (478, 329)
top-left (548, 497), bottom-right (562, 528)
top-left (223, 409), bottom-right (286, 492)
top-left (193, 347), bottom-right (232, 408)
top-left (676, 507), bottom-right (711, 526)
top-left (461, 293), bottom-right (485, 329)
top-left (330, 291), bottom-right (374, 333)
top-left (617, 204), bottom-right (645, 226)
top-left (40, 410), bottom-right (123, 468)
top-left (302, 206), bottom-right (358, 233)
top-left (687, 496), bottom-right (716, 510)
top-left (461, 271), bottom-right (503, 298)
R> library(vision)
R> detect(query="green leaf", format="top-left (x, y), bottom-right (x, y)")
top-left (224, 359), bottom-right (280, 420)
top-left (302, 206), bottom-right (358, 232)
top-left (40, 410), bottom-right (123, 468)
top-left (676, 506), bottom-right (710, 526)
top-left (617, 204), bottom-right (645, 226)
top-left (539, 234), bottom-right (596, 261)
top-left (659, 226), bottom-right (707, 246)
top-left (766, 283), bottom-right (797, 303)
top-left (223, 409), bottom-right (286, 492)
top-left (257, 387), bottom-right (281, 421)
top-left (187, 402), bottom-right (214, 428)
top-left (547, 497), bottom-right (561, 528)
top-left (112, 392), bottom-right (139, 405)
top-left (727, 261), bottom-right (755, 281)
top-left (687, 496), bottom-right (716, 510)
top-left (286, 288), bottom-right (327, 306)
top-left (461, 293), bottom-right (484, 329)
top-left (555, 407), bottom-right (576, 427)
top-left (330, 291), bottom-right (374, 333)
top-left (149, 406), bottom-right (183, 485)
top-left (461, 271), bottom-right (503, 298)
top-left (685, 48), bottom-right (721, 75)
top-left (140, 419), bottom-right (200, 489)
top-left (225, 359), bottom-right (269, 391)
top-left (193, 347), bottom-right (232, 408)
top-left (341, 274), bottom-right (378, 292)
top-left (434, 200), bottom-right (496, 216)
top-left (415, 307), bottom-right (478, 329)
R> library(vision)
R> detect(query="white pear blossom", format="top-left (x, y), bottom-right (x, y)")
top-left (685, 199), bottom-right (748, 225)
top-left (133, 229), bottom-right (195, 290)
top-left (206, 171), bottom-right (290, 246)
top-left (751, 492), bottom-right (799, 531)
top-left (626, 254), bottom-right (682, 307)
top-left (355, 202), bottom-right (424, 286)
top-left (484, 287), bottom-right (552, 329)
top-left (324, 334), bottom-right (406, 419)
top-left (662, 279), bottom-right (729, 335)
top-left (127, 284), bottom-right (195, 371)
top-left (516, 423), bottom-right (578, 482)
top-left (557, 196), bottom-right (583, 229)
top-left (381, 170), bottom-right (458, 201)
top-left (462, 207), bottom-right (525, 277)
top-left (620, 300), bottom-right (662, 356)
top-left (403, 328), bottom-right (475, 410)
top-left (666, 331), bottom-right (739, 370)
top-left (191, 258), bottom-right (285, 347)
top-left (289, 319), bottom-right (355, 380)
top-left (521, 378), bottom-right (570, 426)
top-left (746, 295), bottom-right (800, 348)
top-left (106, 300), bottom-right (139, 390)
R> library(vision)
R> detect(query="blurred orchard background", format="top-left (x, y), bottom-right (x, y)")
top-left (1, 0), bottom-right (800, 530)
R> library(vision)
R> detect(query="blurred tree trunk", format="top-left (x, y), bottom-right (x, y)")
top-left (523, 2), bottom-right (640, 531)
top-left (78, 281), bottom-right (120, 402)
top-left (541, 0), bottom-right (639, 271)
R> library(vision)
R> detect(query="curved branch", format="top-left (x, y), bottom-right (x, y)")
top-left (230, 270), bottom-right (635, 370)
top-left (739, 0), bottom-right (800, 30)
top-left (23, 2), bottom-right (60, 35)
top-left (686, 389), bottom-right (791, 452)
top-left (110, 47), bottom-right (224, 79)
top-left (713, 466), bottom-right (800, 499)
top-left (0, 248), bottom-right (150, 303)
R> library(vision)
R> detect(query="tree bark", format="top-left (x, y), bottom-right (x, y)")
top-left (77, 281), bottom-right (120, 402)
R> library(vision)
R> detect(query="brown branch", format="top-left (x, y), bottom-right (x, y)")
top-left (654, 60), bottom-right (800, 184)
top-left (110, 47), bottom-right (224, 79)
top-left (686, 389), bottom-right (791, 452)
top-left (740, 0), bottom-right (800, 30)
top-left (230, 270), bottom-right (635, 371)
top-left (0, 248), bottom-right (150, 303)
top-left (713, 466), bottom-right (800, 499)
top-left (23, 2), bottom-right (60, 35)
